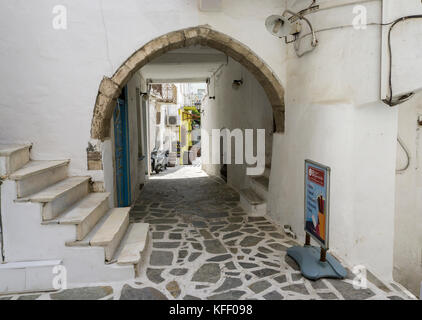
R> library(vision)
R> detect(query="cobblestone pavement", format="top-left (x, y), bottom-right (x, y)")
top-left (1, 166), bottom-right (415, 300)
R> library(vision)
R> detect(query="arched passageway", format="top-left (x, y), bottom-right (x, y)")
top-left (90, 25), bottom-right (285, 141)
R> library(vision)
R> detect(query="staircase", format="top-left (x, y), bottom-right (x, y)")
top-left (0, 144), bottom-right (150, 294)
top-left (239, 164), bottom-right (271, 216)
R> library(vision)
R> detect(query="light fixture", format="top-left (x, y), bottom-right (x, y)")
top-left (140, 91), bottom-right (149, 101)
top-left (265, 15), bottom-right (291, 38)
top-left (232, 79), bottom-right (243, 90)
top-left (265, 10), bottom-right (318, 48)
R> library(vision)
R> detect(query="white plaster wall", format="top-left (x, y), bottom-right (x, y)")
top-left (0, 0), bottom-right (419, 285)
top-left (268, 0), bottom-right (398, 280)
top-left (394, 92), bottom-right (422, 297)
top-left (0, 0), bottom-right (285, 177)
top-left (202, 57), bottom-right (273, 192)
top-left (381, 0), bottom-right (422, 98)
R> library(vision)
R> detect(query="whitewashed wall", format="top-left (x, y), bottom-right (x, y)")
top-left (0, 0), bottom-right (284, 176)
top-left (0, 0), bottom-right (420, 289)
top-left (269, 0), bottom-right (399, 281)
top-left (394, 92), bottom-right (422, 297)
top-left (202, 57), bottom-right (274, 192)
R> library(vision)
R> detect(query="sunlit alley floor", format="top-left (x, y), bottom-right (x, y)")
top-left (1, 166), bottom-right (415, 300)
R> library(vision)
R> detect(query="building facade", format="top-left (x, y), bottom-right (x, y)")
top-left (0, 0), bottom-right (421, 297)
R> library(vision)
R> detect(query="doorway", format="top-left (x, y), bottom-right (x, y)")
top-left (113, 86), bottom-right (131, 207)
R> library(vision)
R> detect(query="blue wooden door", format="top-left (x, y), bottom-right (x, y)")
top-left (114, 87), bottom-right (131, 207)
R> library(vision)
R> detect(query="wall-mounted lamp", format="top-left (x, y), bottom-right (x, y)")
top-left (265, 9), bottom-right (318, 54)
top-left (232, 79), bottom-right (243, 90)
top-left (140, 91), bottom-right (149, 101)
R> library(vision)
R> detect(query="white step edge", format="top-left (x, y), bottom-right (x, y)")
top-left (263, 166), bottom-right (271, 179)
top-left (90, 208), bottom-right (130, 261)
top-left (250, 175), bottom-right (269, 201)
top-left (0, 143), bottom-right (32, 177)
top-left (239, 188), bottom-right (265, 205)
top-left (117, 223), bottom-right (150, 266)
top-left (9, 160), bottom-right (69, 180)
top-left (58, 193), bottom-right (110, 240)
top-left (16, 176), bottom-right (90, 203)
top-left (0, 143), bottom-right (32, 157)
top-left (16, 176), bottom-right (91, 220)
top-left (10, 160), bottom-right (70, 198)
top-left (239, 188), bottom-right (267, 217)
top-left (65, 206), bottom-right (118, 247)
top-left (251, 176), bottom-right (269, 190)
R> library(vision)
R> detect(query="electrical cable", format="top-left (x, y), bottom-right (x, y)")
top-left (291, 21), bottom-right (395, 57)
top-left (286, 14), bottom-right (422, 106)
top-left (383, 15), bottom-right (422, 107)
top-left (396, 136), bottom-right (411, 173)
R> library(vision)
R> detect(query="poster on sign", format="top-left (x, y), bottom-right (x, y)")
top-left (304, 160), bottom-right (330, 249)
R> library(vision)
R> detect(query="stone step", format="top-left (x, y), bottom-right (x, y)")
top-left (117, 223), bottom-right (150, 266)
top-left (90, 208), bottom-right (130, 262)
top-left (263, 166), bottom-right (271, 179)
top-left (58, 193), bottom-right (111, 241)
top-left (239, 188), bottom-right (264, 205)
top-left (250, 175), bottom-right (269, 201)
top-left (0, 143), bottom-right (32, 177)
top-left (65, 208), bottom-right (115, 247)
top-left (239, 188), bottom-right (267, 217)
top-left (9, 160), bottom-right (70, 198)
top-left (17, 176), bottom-right (91, 220)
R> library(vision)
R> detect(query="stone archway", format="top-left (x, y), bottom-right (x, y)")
top-left (90, 25), bottom-right (285, 140)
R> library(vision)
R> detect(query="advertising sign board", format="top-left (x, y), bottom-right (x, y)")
top-left (305, 160), bottom-right (330, 249)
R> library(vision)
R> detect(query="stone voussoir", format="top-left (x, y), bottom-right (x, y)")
top-left (99, 77), bottom-right (121, 99)
top-left (273, 108), bottom-right (285, 132)
top-left (225, 40), bottom-right (252, 62)
top-left (241, 51), bottom-right (265, 71)
top-left (125, 48), bottom-right (150, 70)
top-left (111, 64), bottom-right (135, 88)
top-left (182, 27), bottom-right (201, 47)
top-left (94, 93), bottom-right (116, 119)
top-left (197, 26), bottom-right (212, 46)
top-left (142, 36), bottom-right (171, 62)
top-left (264, 86), bottom-right (284, 106)
top-left (166, 30), bottom-right (186, 50)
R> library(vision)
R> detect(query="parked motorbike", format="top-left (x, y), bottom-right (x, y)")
top-left (151, 148), bottom-right (169, 174)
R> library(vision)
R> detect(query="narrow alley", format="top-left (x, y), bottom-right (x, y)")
top-left (124, 166), bottom-right (413, 300)
top-left (1, 2), bottom-right (422, 305)
top-left (3, 165), bottom-right (411, 301)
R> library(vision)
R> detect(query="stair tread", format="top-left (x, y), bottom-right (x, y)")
top-left (91, 208), bottom-right (130, 246)
top-left (66, 208), bottom-right (115, 247)
top-left (251, 176), bottom-right (269, 189)
top-left (58, 193), bottom-right (110, 225)
top-left (17, 176), bottom-right (90, 203)
top-left (0, 143), bottom-right (31, 156)
top-left (117, 223), bottom-right (149, 265)
top-left (239, 188), bottom-right (265, 205)
top-left (9, 160), bottom-right (69, 180)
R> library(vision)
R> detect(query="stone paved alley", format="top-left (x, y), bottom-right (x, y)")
top-left (0, 166), bottom-right (415, 300)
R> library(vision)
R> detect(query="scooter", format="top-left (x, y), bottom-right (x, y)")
top-left (151, 148), bottom-right (169, 174)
